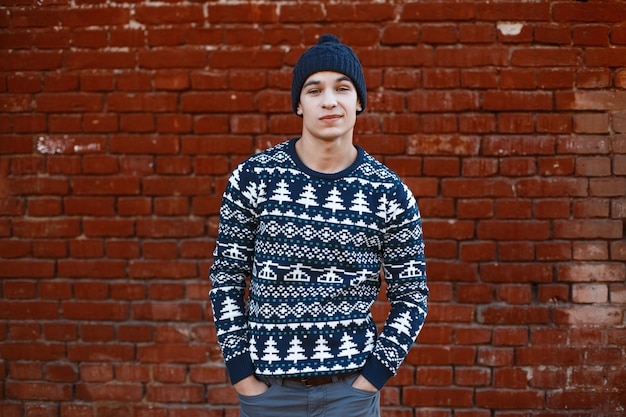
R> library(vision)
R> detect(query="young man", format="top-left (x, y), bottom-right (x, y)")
top-left (209, 34), bottom-right (428, 417)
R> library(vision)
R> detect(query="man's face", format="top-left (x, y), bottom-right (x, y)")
top-left (297, 71), bottom-right (362, 142)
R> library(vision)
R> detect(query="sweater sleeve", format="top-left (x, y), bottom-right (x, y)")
top-left (360, 182), bottom-right (429, 390)
top-left (209, 163), bottom-right (259, 385)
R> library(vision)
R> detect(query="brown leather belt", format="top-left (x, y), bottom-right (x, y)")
top-left (283, 372), bottom-right (357, 388)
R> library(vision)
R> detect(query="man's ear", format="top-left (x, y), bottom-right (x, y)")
top-left (357, 98), bottom-right (362, 113)
top-left (296, 104), bottom-right (303, 115)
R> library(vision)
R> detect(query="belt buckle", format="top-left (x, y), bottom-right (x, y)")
top-left (300, 377), bottom-right (313, 388)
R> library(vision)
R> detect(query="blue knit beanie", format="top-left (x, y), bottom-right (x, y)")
top-left (292, 34), bottom-right (366, 116)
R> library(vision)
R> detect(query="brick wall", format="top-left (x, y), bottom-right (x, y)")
top-left (1, 1), bottom-right (625, 416)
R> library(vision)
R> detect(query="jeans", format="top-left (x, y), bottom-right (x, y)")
top-left (238, 374), bottom-right (380, 417)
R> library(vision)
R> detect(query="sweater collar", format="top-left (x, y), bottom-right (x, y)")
top-left (287, 137), bottom-right (364, 180)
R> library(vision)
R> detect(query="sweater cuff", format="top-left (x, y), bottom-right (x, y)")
top-left (360, 356), bottom-right (394, 391)
top-left (225, 352), bottom-right (255, 385)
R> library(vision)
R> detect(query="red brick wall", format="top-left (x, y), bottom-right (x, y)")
top-left (1, 1), bottom-right (625, 416)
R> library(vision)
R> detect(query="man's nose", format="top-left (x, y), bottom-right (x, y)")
top-left (321, 90), bottom-right (337, 108)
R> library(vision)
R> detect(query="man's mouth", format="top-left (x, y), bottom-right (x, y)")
top-left (320, 114), bottom-right (342, 121)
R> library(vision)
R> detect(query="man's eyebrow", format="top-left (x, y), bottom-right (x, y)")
top-left (303, 79), bottom-right (321, 89)
top-left (302, 76), bottom-right (353, 89)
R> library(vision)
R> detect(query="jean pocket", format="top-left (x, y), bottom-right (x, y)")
top-left (238, 383), bottom-right (275, 402)
top-left (340, 375), bottom-right (379, 397)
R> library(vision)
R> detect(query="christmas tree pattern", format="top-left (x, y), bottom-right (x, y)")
top-left (261, 337), bottom-right (281, 364)
top-left (387, 198), bottom-right (404, 221)
top-left (296, 183), bottom-right (319, 208)
top-left (323, 186), bottom-right (345, 213)
top-left (270, 179), bottom-right (292, 204)
top-left (376, 194), bottom-right (389, 219)
top-left (311, 336), bottom-right (333, 362)
top-left (242, 180), bottom-right (267, 208)
top-left (249, 335), bottom-right (259, 361)
top-left (389, 311), bottom-right (413, 338)
top-left (285, 336), bottom-right (307, 363)
top-left (364, 328), bottom-right (376, 350)
top-left (337, 333), bottom-right (360, 360)
top-left (350, 190), bottom-right (372, 215)
top-left (220, 296), bottom-right (242, 321)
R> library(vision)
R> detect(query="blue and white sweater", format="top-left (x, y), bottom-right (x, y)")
top-left (209, 138), bottom-right (428, 390)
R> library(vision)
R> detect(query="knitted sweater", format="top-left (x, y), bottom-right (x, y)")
top-left (209, 138), bottom-right (428, 390)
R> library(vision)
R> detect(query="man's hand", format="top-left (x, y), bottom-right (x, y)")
top-left (234, 375), bottom-right (269, 396)
top-left (351, 374), bottom-right (378, 393)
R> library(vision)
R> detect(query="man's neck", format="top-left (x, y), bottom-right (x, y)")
top-left (295, 135), bottom-right (358, 174)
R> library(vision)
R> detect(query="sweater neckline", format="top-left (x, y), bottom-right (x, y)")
top-left (287, 137), bottom-right (364, 180)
